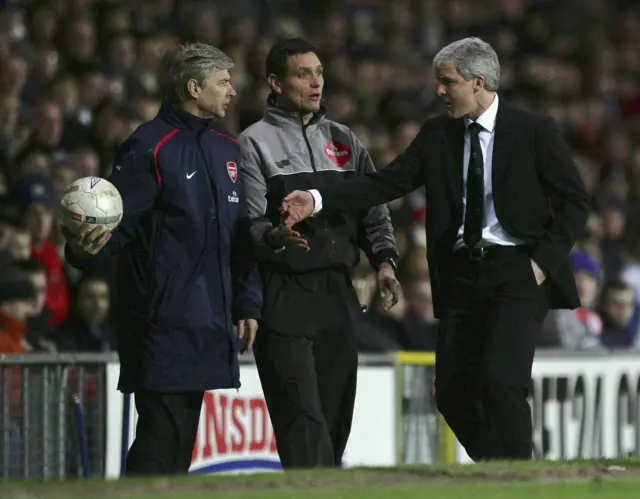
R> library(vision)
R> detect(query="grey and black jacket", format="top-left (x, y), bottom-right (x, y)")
top-left (238, 95), bottom-right (398, 273)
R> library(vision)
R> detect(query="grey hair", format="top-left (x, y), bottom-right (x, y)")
top-left (168, 43), bottom-right (234, 102)
top-left (433, 37), bottom-right (500, 91)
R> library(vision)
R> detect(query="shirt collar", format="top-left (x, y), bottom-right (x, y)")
top-left (465, 94), bottom-right (499, 133)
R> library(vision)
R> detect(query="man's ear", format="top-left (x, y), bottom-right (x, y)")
top-left (267, 74), bottom-right (282, 95)
top-left (186, 79), bottom-right (200, 99)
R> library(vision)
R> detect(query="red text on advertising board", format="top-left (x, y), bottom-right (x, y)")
top-left (193, 392), bottom-right (277, 461)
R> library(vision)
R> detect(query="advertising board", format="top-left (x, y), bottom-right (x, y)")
top-left (105, 363), bottom-right (397, 477)
top-left (456, 354), bottom-right (640, 463)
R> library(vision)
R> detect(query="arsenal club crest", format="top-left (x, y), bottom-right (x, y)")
top-left (227, 161), bottom-right (238, 182)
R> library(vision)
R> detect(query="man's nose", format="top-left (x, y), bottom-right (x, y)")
top-left (436, 84), bottom-right (447, 96)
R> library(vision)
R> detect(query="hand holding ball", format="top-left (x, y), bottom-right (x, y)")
top-left (59, 177), bottom-right (123, 257)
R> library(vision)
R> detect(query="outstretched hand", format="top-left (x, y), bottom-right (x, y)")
top-left (280, 190), bottom-right (315, 228)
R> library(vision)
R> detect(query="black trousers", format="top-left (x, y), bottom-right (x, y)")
top-left (254, 268), bottom-right (360, 469)
top-left (125, 391), bottom-right (204, 475)
top-left (435, 246), bottom-right (549, 461)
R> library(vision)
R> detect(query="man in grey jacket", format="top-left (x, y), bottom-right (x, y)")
top-left (238, 38), bottom-right (400, 469)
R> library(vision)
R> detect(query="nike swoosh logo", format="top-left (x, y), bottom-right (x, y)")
top-left (186, 171), bottom-right (197, 179)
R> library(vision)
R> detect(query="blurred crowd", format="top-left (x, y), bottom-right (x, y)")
top-left (1, 0), bottom-right (640, 356)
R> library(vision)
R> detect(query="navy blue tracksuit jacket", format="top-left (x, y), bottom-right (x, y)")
top-left (66, 100), bottom-right (262, 393)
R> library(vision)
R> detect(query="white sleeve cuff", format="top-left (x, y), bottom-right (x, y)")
top-left (308, 189), bottom-right (323, 216)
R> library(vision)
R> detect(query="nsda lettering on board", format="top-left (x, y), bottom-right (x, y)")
top-left (190, 391), bottom-right (280, 473)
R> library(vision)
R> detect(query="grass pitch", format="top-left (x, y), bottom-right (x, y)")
top-left (2, 459), bottom-right (640, 499)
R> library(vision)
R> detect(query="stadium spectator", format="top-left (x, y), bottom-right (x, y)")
top-left (402, 277), bottom-right (438, 352)
top-left (0, 264), bottom-right (36, 354)
top-left (57, 273), bottom-right (114, 353)
top-left (599, 280), bottom-right (638, 347)
top-left (15, 258), bottom-right (56, 353)
top-left (7, 226), bottom-right (31, 262)
top-left (0, 197), bottom-right (20, 265)
top-left (0, 264), bottom-right (37, 479)
top-left (538, 251), bottom-right (603, 349)
top-left (14, 100), bottom-right (67, 166)
top-left (16, 173), bottom-right (69, 326)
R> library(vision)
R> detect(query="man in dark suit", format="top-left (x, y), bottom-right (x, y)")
top-left (280, 37), bottom-right (590, 461)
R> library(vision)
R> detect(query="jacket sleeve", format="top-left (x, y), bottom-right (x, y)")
top-left (238, 134), bottom-right (282, 257)
top-left (64, 137), bottom-right (159, 270)
top-left (351, 132), bottom-right (399, 268)
top-left (530, 116), bottom-right (590, 279)
top-left (320, 125), bottom-right (427, 214)
top-left (230, 175), bottom-right (263, 321)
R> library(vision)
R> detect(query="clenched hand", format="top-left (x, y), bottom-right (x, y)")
top-left (378, 263), bottom-right (401, 310)
top-left (235, 318), bottom-right (258, 353)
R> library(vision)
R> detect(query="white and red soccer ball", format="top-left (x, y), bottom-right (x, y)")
top-left (60, 177), bottom-right (123, 234)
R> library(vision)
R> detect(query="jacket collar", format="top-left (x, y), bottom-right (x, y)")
top-left (263, 93), bottom-right (326, 130)
top-left (157, 98), bottom-right (213, 134)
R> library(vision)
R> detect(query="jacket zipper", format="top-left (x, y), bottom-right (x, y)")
top-left (195, 133), bottom-right (226, 321)
top-left (301, 118), bottom-right (317, 172)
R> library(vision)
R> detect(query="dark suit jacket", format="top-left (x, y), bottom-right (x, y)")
top-left (318, 101), bottom-right (590, 318)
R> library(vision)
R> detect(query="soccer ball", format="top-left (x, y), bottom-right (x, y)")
top-left (59, 177), bottom-right (123, 234)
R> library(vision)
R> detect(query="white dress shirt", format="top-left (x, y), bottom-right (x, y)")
top-left (309, 94), bottom-right (524, 249)
top-left (455, 94), bottom-right (524, 249)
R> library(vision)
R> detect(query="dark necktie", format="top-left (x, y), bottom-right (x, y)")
top-left (463, 122), bottom-right (484, 248)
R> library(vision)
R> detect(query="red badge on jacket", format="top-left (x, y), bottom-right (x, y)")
top-left (324, 141), bottom-right (351, 167)
top-left (227, 161), bottom-right (237, 182)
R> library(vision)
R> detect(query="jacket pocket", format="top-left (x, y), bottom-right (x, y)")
top-left (524, 256), bottom-right (543, 287)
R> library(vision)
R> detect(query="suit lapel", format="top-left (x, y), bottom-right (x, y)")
top-left (491, 101), bottom-right (515, 190)
top-left (442, 117), bottom-right (465, 214)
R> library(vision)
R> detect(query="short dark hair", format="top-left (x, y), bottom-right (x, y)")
top-left (78, 271), bottom-right (109, 286)
top-left (602, 279), bottom-right (632, 294)
top-left (265, 38), bottom-right (317, 78)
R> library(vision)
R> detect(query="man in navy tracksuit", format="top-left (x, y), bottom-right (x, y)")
top-left (63, 44), bottom-right (262, 475)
